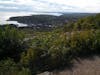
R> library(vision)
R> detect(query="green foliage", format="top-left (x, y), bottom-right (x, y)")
top-left (21, 29), bottom-right (100, 74)
top-left (74, 14), bottom-right (100, 30)
top-left (0, 59), bottom-right (31, 75)
top-left (0, 13), bottom-right (100, 75)
top-left (0, 25), bottom-right (25, 61)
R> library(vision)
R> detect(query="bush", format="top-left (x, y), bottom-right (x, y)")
top-left (0, 26), bottom-right (25, 61)
top-left (0, 59), bottom-right (31, 75)
top-left (21, 30), bottom-right (100, 74)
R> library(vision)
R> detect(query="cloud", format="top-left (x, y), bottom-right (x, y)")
top-left (0, 0), bottom-right (100, 13)
top-left (0, 0), bottom-right (100, 20)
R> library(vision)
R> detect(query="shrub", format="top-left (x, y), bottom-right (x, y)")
top-left (0, 59), bottom-right (31, 75)
top-left (0, 26), bottom-right (25, 61)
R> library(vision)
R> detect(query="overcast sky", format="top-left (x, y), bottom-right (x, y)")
top-left (0, 0), bottom-right (100, 20)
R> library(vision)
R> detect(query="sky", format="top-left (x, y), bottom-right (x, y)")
top-left (0, 0), bottom-right (100, 21)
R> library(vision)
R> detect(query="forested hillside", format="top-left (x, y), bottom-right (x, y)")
top-left (8, 13), bottom-right (96, 26)
top-left (0, 13), bottom-right (100, 75)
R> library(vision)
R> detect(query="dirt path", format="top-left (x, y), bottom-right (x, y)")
top-left (38, 56), bottom-right (100, 75)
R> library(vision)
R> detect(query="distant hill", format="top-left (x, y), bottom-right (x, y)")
top-left (8, 13), bottom-right (96, 27)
